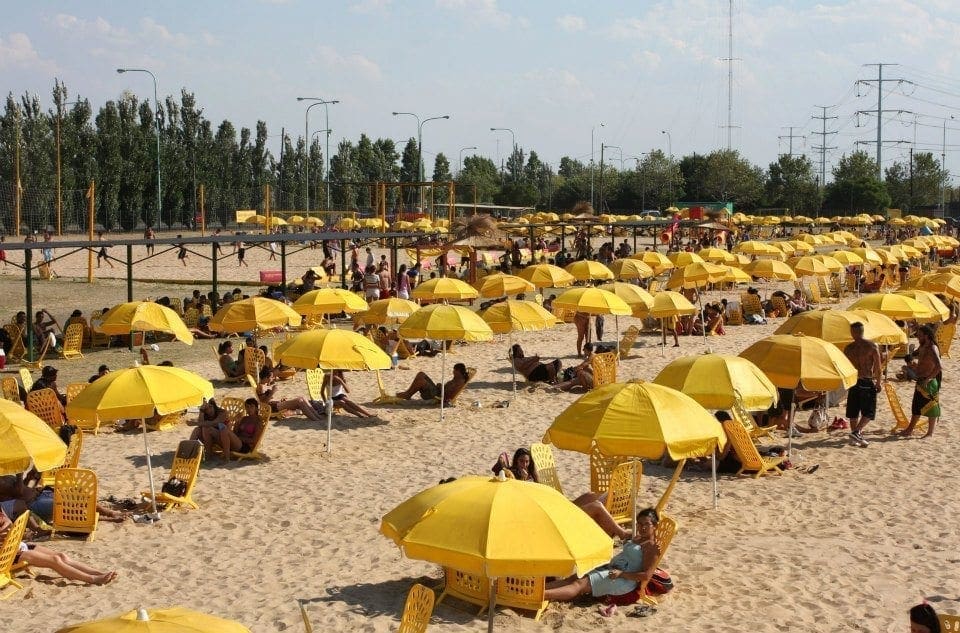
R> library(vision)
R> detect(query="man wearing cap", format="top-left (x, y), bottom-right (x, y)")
top-left (31, 365), bottom-right (67, 406)
top-left (843, 322), bottom-right (882, 447)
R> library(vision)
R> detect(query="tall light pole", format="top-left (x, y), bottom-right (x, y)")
top-left (599, 144), bottom-right (621, 213)
top-left (297, 97), bottom-right (339, 212)
top-left (490, 128), bottom-right (516, 178)
top-left (627, 153), bottom-right (650, 211)
top-left (117, 68), bottom-right (161, 229)
top-left (661, 130), bottom-right (674, 207)
top-left (942, 115), bottom-right (955, 217)
top-left (590, 123), bottom-right (605, 208)
top-left (393, 111), bottom-right (450, 209)
top-left (458, 146), bottom-right (477, 176)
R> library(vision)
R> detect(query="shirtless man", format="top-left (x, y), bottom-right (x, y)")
top-left (573, 311), bottom-right (591, 357)
top-left (899, 325), bottom-right (942, 438)
top-left (843, 322), bottom-right (882, 447)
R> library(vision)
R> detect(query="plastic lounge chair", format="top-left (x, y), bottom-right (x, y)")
top-left (21, 336), bottom-right (52, 371)
top-left (721, 419), bottom-right (784, 478)
top-left (442, 368), bottom-right (476, 406)
top-left (59, 323), bottom-right (84, 360)
top-left (305, 368), bottom-right (325, 402)
top-left (18, 369), bottom-right (33, 392)
top-left (1, 377), bottom-right (21, 405)
top-left (590, 352), bottom-right (617, 389)
top-left (496, 575), bottom-right (549, 621)
top-left (374, 370), bottom-right (405, 405)
top-left (740, 293), bottom-right (764, 320)
top-left (885, 381), bottom-right (927, 434)
top-left (65, 382), bottom-right (87, 405)
top-left (26, 388), bottom-right (66, 431)
top-left (437, 567), bottom-right (488, 614)
top-left (637, 515), bottom-right (678, 605)
top-left (145, 410), bottom-right (185, 432)
top-left (4, 324), bottom-right (25, 361)
top-left (618, 325), bottom-right (640, 359)
top-left (725, 303), bottom-right (743, 326)
top-left (941, 614), bottom-right (960, 632)
top-left (397, 583), bottom-right (435, 633)
top-left (589, 444), bottom-right (628, 494)
top-left (0, 512), bottom-right (30, 600)
top-left (396, 338), bottom-right (418, 360)
top-left (141, 440), bottom-right (203, 511)
top-left (183, 308), bottom-right (200, 329)
top-left (770, 296), bottom-right (789, 318)
top-left (212, 345), bottom-right (245, 383)
top-left (730, 396), bottom-right (777, 441)
top-left (936, 322), bottom-right (955, 359)
top-left (89, 319), bottom-right (112, 348)
top-left (529, 442), bottom-right (563, 495)
top-left (51, 468), bottom-right (99, 542)
top-left (220, 396), bottom-right (246, 427)
top-left (231, 406), bottom-right (271, 461)
top-left (40, 431), bottom-right (82, 488)
top-left (243, 347), bottom-right (266, 383)
top-left (604, 461), bottom-right (642, 527)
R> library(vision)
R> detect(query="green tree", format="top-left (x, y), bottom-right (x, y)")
top-left (884, 152), bottom-right (947, 211)
top-left (457, 155), bottom-right (500, 203)
top-left (329, 139), bottom-right (363, 208)
top-left (701, 150), bottom-right (764, 210)
top-left (824, 151), bottom-right (891, 213)
top-left (399, 138), bottom-right (418, 182)
top-left (558, 156), bottom-right (585, 178)
top-left (678, 153), bottom-right (709, 202)
top-left (765, 154), bottom-right (820, 214)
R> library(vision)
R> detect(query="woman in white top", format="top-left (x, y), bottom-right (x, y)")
top-left (323, 370), bottom-right (376, 418)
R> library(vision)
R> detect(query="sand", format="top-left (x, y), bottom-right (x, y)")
top-left (1, 233), bottom-right (958, 632)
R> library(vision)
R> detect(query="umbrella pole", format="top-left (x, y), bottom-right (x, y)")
top-left (660, 318), bottom-right (665, 357)
top-left (655, 459), bottom-right (686, 517)
top-left (712, 447), bottom-right (719, 510)
top-left (487, 579), bottom-right (497, 633)
top-left (142, 418), bottom-right (160, 519)
top-left (787, 400), bottom-right (796, 459)
top-left (439, 345), bottom-right (446, 422)
top-left (615, 315), bottom-right (620, 365)
top-left (326, 370), bottom-right (334, 453)
top-left (697, 289), bottom-right (707, 345)
top-left (509, 332), bottom-right (516, 399)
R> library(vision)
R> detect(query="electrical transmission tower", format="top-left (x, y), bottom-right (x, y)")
top-left (778, 127), bottom-right (804, 157)
top-left (811, 106), bottom-right (838, 191)
top-left (719, 0), bottom-right (740, 149)
top-left (856, 63), bottom-right (913, 180)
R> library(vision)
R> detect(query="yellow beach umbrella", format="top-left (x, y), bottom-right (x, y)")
top-left (888, 244), bottom-right (922, 259)
top-left (697, 247), bottom-right (737, 264)
top-left (649, 291), bottom-right (697, 318)
top-left (774, 309), bottom-right (906, 348)
top-left (789, 256), bottom-right (831, 278)
top-left (336, 217), bottom-right (360, 230)
top-left (739, 334), bottom-right (860, 392)
top-left (98, 301), bottom-right (194, 344)
top-left (903, 237), bottom-right (930, 249)
top-left (722, 266), bottom-right (753, 284)
top-left (787, 240), bottom-right (815, 254)
top-left (0, 399), bottom-right (67, 475)
top-left (735, 241), bottom-right (781, 257)
top-left (913, 272), bottom-right (960, 300)
top-left (244, 214), bottom-right (266, 224)
top-left (895, 290), bottom-right (950, 322)
top-left (353, 297), bottom-right (421, 326)
top-left (598, 282), bottom-right (655, 316)
top-left (552, 287), bottom-right (631, 316)
top-left (564, 260), bottom-right (615, 281)
top-left (66, 366), bottom-right (214, 517)
top-left (292, 288), bottom-right (369, 317)
top-left (772, 241), bottom-right (796, 255)
top-left (473, 273), bottom-right (535, 298)
top-left (481, 299), bottom-right (558, 394)
top-left (814, 254), bottom-right (844, 274)
top-left (56, 607), bottom-right (252, 633)
top-left (665, 261), bottom-right (728, 290)
top-left (287, 215), bottom-right (304, 225)
top-left (744, 259), bottom-right (797, 281)
top-left (633, 250), bottom-right (675, 274)
top-left (411, 277), bottom-right (480, 301)
top-left (889, 217), bottom-right (907, 226)
top-left (609, 258), bottom-right (655, 280)
top-left (799, 233), bottom-right (824, 245)
top-left (652, 354), bottom-right (778, 411)
top-left (872, 249), bottom-right (899, 266)
top-left (517, 264), bottom-right (576, 289)
top-left (666, 251), bottom-right (705, 267)
top-left (828, 250), bottom-right (864, 266)
top-left (847, 310), bottom-right (911, 345)
top-left (208, 297), bottom-right (301, 333)
top-left (852, 247), bottom-right (883, 266)
top-left (848, 293), bottom-right (933, 320)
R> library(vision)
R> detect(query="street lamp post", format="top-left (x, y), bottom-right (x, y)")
top-left (393, 111), bottom-right (450, 210)
top-left (458, 146), bottom-right (477, 176)
top-left (591, 123), bottom-right (605, 208)
top-left (943, 115), bottom-right (955, 217)
top-left (599, 143), bottom-right (621, 212)
top-left (117, 68), bottom-right (161, 229)
top-left (490, 128), bottom-right (515, 178)
top-left (297, 97), bottom-right (339, 212)
top-left (627, 153), bottom-right (650, 211)
top-left (661, 130), bottom-right (674, 207)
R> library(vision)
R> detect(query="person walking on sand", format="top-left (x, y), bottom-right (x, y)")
top-left (268, 239), bottom-right (278, 261)
top-left (843, 322), bottom-right (882, 447)
top-left (237, 239), bottom-right (248, 267)
top-left (96, 231), bottom-right (114, 269)
top-left (574, 311), bottom-right (591, 357)
top-left (0, 235), bottom-right (6, 272)
top-left (175, 235), bottom-right (188, 266)
top-left (899, 325), bottom-right (943, 438)
top-left (213, 228), bottom-right (224, 255)
top-left (144, 226), bottom-right (155, 256)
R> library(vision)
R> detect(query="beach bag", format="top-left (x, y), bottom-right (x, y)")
top-left (161, 478), bottom-right (187, 498)
top-left (807, 408), bottom-right (829, 431)
top-left (602, 568), bottom-right (674, 606)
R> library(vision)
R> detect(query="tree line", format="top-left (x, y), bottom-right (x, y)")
top-left (0, 82), bottom-right (953, 233)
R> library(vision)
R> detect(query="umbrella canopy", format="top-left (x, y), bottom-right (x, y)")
top-left (517, 264), bottom-right (575, 289)
top-left (67, 366), bottom-right (214, 422)
top-left (848, 310), bottom-right (911, 345)
top-left (598, 282), bottom-right (655, 314)
top-left (894, 290), bottom-right (950, 322)
top-left (564, 260), bottom-right (615, 281)
top-left (735, 241), bottom-right (781, 257)
top-left (775, 309), bottom-right (906, 347)
top-left (649, 291), bottom-right (698, 317)
top-left (744, 259), bottom-right (797, 281)
top-left (652, 354), bottom-right (778, 411)
top-left (56, 606), bottom-right (252, 633)
top-left (697, 247), bottom-right (737, 264)
top-left (632, 251), bottom-right (674, 274)
top-left (380, 475), bottom-right (612, 579)
top-left (799, 234), bottom-right (825, 245)
top-left (292, 289), bottom-right (369, 317)
top-left (0, 399), bottom-right (67, 475)
top-left (848, 293), bottom-right (933, 320)
top-left (828, 250), bottom-right (864, 266)
top-left (609, 258), bottom-right (655, 280)
top-left (852, 247), bottom-right (883, 266)
top-left (398, 304), bottom-right (494, 341)
top-left (353, 298), bottom-right (422, 326)
top-left (666, 252), bottom-right (705, 267)
top-left (665, 262), bottom-right (728, 290)
top-left (273, 329), bottom-right (392, 371)
top-left (786, 240), bottom-right (815, 254)
top-left (98, 302), bottom-right (194, 344)
top-left (739, 334), bottom-right (858, 391)
top-left (552, 287), bottom-right (631, 316)
top-left (473, 273), bottom-right (535, 298)
top-left (722, 266), bottom-right (753, 284)
top-left (912, 272), bottom-right (960, 300)
top-left (813, 254), bottom-right (844, 273)
top-left (790, 256), bottom-right (832, 278)
top-left (411, 277), bottom-right (480, 301)
top-left (545, 381), bottom-right (726, 459)
top-left (479, 300), bottom-right (558, 334)
top-left (208, 297), bottom-right (301, 333)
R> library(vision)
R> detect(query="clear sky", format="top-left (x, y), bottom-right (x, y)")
top-left (3, 1), bottom-right (960, 179)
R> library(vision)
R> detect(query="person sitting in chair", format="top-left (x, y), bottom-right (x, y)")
top-left (31, 365), bottom-right (67, 406)
top-left (255, 368), bottom-right (325, 421)
top-left (396, 362), bottom-right (473, 405)
top-left (199, 398), bottom-right (263, 461)
top-left (509, 344), bottom-right (562, 383)
top-left (552, 344), bottom-right (596, 391)
top-left (322, 370), bottom-right (376, 418)
top-left (217, 341), bottom-right (245, 378)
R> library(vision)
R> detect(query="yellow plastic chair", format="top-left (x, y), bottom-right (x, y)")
top-left (740, 293), bottom-right (764, 320)
top-left (437, 567), bottom-right (488, 614)
top-left (231, 406), bottom-right (270, 461)
top-left (18, 368), bottom-right (33, 392)
top-left (604, 461), bottom-right (642, 527)
top-left (141, 440), bottom-right (203, 510)
top-left (40, 431), bottom-right (82, 488)
top-left (145, 410), bottom-right (185, 432)
top-left (721, 420), bottom-right (784, 478)
top-left (396, 338), bottom-right (418, 360)
top-left (220, 396), bottom-right (247, 427)
top-left (89, 319), bottom-right (112, 348)
top-left (770, 295), bottom-right (789, 318)
top-left (213, 345), bottom-right (246, 383)
top-left (65, 382), bottom-right (87, 405)
top-left (59, 323), bottom-right (85, 360)
top-left (647, 280), bottom-right (660, 294)
top-left (243, 347), bottom-right (266, 383)
top-left (589, 352), bottom-right (617, 389)
top-left (51, 468), bottom-right (99, 542)
top-left (936, 322), bottom-right (955, 358)
top-left (618, 325), bottom-right (640, 359)
top-left (730, 396), bottom-right (777, 441)
top-left (589, 444), bottom-right (628, 494)
top-left (168, 297), bottom-right (183, 315)
top-left (25, 388), bottom-right (65, 431)
top-left (885, 381), bottom-right (926, 434)
top-left (374, 370), bottom-right (405, 405)
top-left (529, 442), bottom-right (563, 495)
top-left (182, 307), bottom-right (200, 329)
top-left (397, 583), bottom-right (435, 633)
top-left (0, 512), bottom-right (30, 600)
top-left (305, 368), bottom-right (326, 402)
top-left (1, 377), bottom-right (21, 404)
top-left (725, 303), bottom-right (743, 326)
top-left (638, 514), bottom-right (678, 605)
top-left (4, 324), bottom-right (25, 361)
top-left (941, 614), bottom-right (960, 632)
top-left (496, 576), bottom-right (549, 621)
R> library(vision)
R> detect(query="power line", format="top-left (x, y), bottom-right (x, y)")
top-left (856, 63), bottom-right (914, 179)
top-left (811, 106), bottom-right (838, 189)
top-left (778, 126), bottom-right (804, 157)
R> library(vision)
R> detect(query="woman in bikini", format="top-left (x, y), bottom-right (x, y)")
top-left (509, 344), bottom-right (562, 383)
top-left (218, 341), bottom-right (244, 378)
top-left (202, 398), bottom-right (263, 461)
top-left (255, 368), bottom-right (324, 422)
top-left (322, 370), bottom-right (375, 418)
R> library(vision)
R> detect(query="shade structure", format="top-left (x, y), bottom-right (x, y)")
top-left (353, 298), bottom-right (422, 326)
top-left (292, 288), bottom-right (369, 317)
top-left (813, 254), bottom-right (844, 274)
top-left (722, 266), bottom-right (753, 284)
top-left (739, 334), bottom-right (858, 392)
top-left (786, 240), bottom-right (815, 253)
top-left (598, 282), bottom-right (654, 315)
top-left (790, 256), bottom-right (832, 278)
top-left (552, 287), bottom-right (631, 316)
top-left (664, 261), bottom-right (728, 290)
top-left (852, 247), bottom-right (883, 266)
top-left (828, 250), bottom-right (864, 266)
top-left (0, 399), bottom-right (67, 475)
top-left (380, 475), bottom-right (612, 579)
top-left (887, 244), bottom-right (922, 259)
top-left (775, 309), bottom-right (906, 348)
top-left (666, 251), bottom-right (705, 267)
top-left (799, 233), bottom-right (825, 245)
top-left (743, 259), bottom-right (797, 281)
top-left (912, 272), bottom-right (960, 300)
top-left (649, 291), bottom-right (698, 318)
top-left (894, 290), bottom-right (950, 322)
top-left (697, 247), bottom-right (737, 264)
top-left (56, 606), bottom-right (252, 633)
top-left (735, 241), bottom-right (781, 257)
top-left (872, 249), bottom-right (899, 266)
top-left (632, 251), bottom-right (674, 274)
top-left (847, 310), bottom-right (911, 346)
top-left (652, 354), bottom-right (779, 411)
top-left (65, 366), bottom-right (214, 518)
top-left (472, 273), bottom-right (535, 298)
top-left (479, 300), bottom-right (558, 334)
top-left (848, 293), bottom-right (933, 320)
top-left (98, 301), bottom-right (194, 344)
top-left (411, 277), bottom-right (480, 301)
top-left (208, 297), bottom-right (301, 333)
top-left (609, 258), bottom-right (655, 280)
top-left (564, 260), bottom-right (615, 281)
top-left (517, 264), bottom-right (575, 289)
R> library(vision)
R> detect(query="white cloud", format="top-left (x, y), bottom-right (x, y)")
top-left (314, 45), bottom-right (382, 80)
top-left (0, 32), bottom-right (58, 73)
top-left (632, 50), bottom-right (661, 70)
top-left (556, 14), bottom-right (585, 32)
top-left (350, 0), bottom-right (392, 15)
top-left (523, 68), bottom-right (593, 106)
top-left (435, 0), bottom-right (515, 28)
top-left (139, 17), bottom-right (190, 48)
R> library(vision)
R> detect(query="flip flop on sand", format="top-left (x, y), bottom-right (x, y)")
top-left (628, 605), bottom-right (658, 618)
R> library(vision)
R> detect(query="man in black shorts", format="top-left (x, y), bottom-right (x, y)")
top-left (843, 322), bottom-right (882, 447)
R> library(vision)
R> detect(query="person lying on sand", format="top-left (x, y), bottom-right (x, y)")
top-left (396, 363), bottom-right (472, 405)
top-left (509, 344), bottom-right (562, 383)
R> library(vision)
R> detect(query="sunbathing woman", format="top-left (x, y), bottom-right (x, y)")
top-left (202, 398), bottom-right (263, 461)
top-left (509, 344), bottom-right (562, 383)
top-left (189, 398), bottom-right (229, 453)
top-left (218, 341), bottom-right (244, 378)
top-left (255, 368), bottom-right (324, 421)
top-left (552, 343), bottom-right (595, 391)
top-left (323, 370), bottom-right (375, 418)
top-left (544, 507), bottom-right (661, 601)
top-left (492, 448), bottom-right (538, 481)
top-left (397, 362), bottom-right (472, 405)
top-left (0, 507), bottom-right (118, 585)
